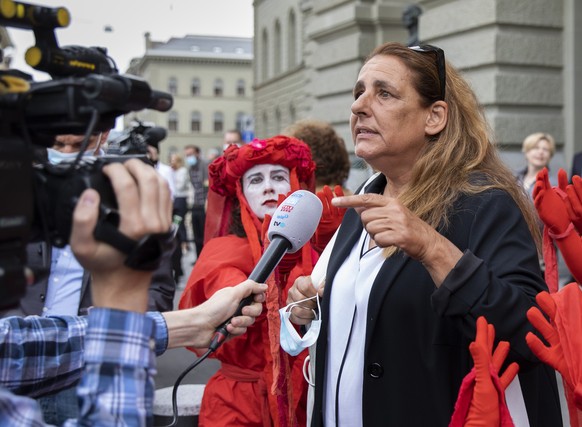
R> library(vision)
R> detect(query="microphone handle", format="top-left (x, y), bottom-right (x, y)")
top-left (208, 237), bottom-right (291, 351)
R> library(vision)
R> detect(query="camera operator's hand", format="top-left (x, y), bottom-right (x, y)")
top-left (70, 159), bottom-right (172, 312)
top-left (163, 279), bottom-right (267, 349)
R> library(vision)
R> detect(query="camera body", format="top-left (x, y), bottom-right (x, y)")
top-left (107, 121), bottom-right (168, 156)
top-left (0, 0), bottom-right (173, 308)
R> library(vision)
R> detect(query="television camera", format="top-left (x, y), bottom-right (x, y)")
top-left (107, 121), bottom-right (168, 156)
top-left (0, 0), bottom-right (173, 308)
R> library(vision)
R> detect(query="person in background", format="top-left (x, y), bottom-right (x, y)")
top-left (286, 42), bottom-right (562, 426)
top-left (223, 129), bottom-right (243, 150)
top-left (284, 119), bottom-right (352, 195)
top-left (515, 132), bottom-right (557, 199)
top-left (184, 144), bottom-right (208, 260)
top-left (170, 153), bottom-right (192, 252)
top-left (0, 158), bottom-right (267, 426)
top-left (570, 150), bottom-right (582, 180)
top-left (179, 136), bottom-right (318, 427)
top-left (146, 139), bottom-right (176, 198)
top-left (0, 132), bottom-right (176, 425)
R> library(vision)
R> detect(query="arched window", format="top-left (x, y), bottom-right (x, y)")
top-left (275, 108), bottom-right (281, 134)
top-left (214, 111), bottom-right (224, 133)
top-left (236, 112), bottom-right (245, 132)
top-left (236, 79), bottom-right (246, 97)
top-left (262, 111), bottom-right (268, 136)
top-left (214, 78), bottom-right (223, 97)
top-left (289, 103), bottom-right (296, 124)
top-left (274, 20), bottom-right (282, 75)
top-left (288, 9), bottom-right (297, 68)
top-left (168, 77), bottom-right (178, 95)
top-left (168, 111), bottom-right (179, 132)
top-left (261, 28), bottom-right (269, 82)
top-left (191, 111), bottom-right (201, 132)
top-left (191, 78), bottom-right (200, 96)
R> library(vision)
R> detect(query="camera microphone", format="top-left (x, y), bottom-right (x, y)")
top-left (0, 0), bottom-right (69, 30)
top-left (208, 190), bottom-right (323, 351)
top-left (143, 126), bottom-right (167, 147)
top-left (25, 45), bottom-right (116, 78)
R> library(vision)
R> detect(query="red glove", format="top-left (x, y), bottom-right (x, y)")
top-left (526, 285), bottom-right (582, 422)
top-left (565, 174), bottom-right (582, 234)
top-left (526, 290), bottom-right (573, 390)
top-left (312, 185), bottom-right (346, 253)
top-left (533, 168), bottom-right (571, 235)
top-left (449, 317), bottom-right (517, 427)
top-left (533, 168), bottom-right (582, 286)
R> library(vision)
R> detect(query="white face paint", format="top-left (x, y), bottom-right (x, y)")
top-left (242, 164), bottom-right (291, 220)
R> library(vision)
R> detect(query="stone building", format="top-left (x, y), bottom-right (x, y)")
top-left (254, 0), bottom-right (582, 175)
top-left (126, 34), bottom-right (253, 161)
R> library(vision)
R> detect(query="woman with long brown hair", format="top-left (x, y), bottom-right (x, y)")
top-left (287, 42), bottom-right (562, 426)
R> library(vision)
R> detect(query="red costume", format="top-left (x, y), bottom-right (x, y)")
top-left (179, 136), bottom-right (317, 427)
top-left (531, 168), bottom-right (582, 426)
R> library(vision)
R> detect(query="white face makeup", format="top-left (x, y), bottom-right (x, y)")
top-left (242, 163), bottom-right (291, 220)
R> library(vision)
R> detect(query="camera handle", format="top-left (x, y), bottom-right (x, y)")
top-left (91, 211), bottom-right (177, 271)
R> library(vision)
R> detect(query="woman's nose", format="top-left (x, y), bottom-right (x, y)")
top-left (263, 178), bottom-right (276, 193)
top-left (351, 93), bottom-right (369, 116)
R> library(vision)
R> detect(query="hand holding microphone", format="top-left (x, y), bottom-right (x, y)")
top-left (209, 190), bottom-right (323, 351)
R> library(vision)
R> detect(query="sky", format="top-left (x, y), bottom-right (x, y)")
top-left (6, 0), bottom-right (254, 80)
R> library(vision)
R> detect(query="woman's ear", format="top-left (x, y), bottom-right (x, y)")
top-left (425, 100), bottom-right (448, 136)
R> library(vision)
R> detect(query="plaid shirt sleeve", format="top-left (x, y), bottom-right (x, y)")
top-left (0, 314), bottom-right (88, 397)
top-left (0, 308), bottom-right (158, 426)
top-left (0, 311), bottom-right (168, 398)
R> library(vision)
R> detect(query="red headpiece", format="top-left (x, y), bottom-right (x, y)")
top-left (205, 135), bottom-right (315, 262)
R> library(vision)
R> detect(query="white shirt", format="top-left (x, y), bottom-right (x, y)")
top-left (325, 230), bottom-right (384, 427)
top-left (156, 161), bottom-right (176, 199)
top-left (43, 245), bottom-right (84, 316)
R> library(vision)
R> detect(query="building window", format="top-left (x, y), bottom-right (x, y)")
top-left (191, 78), bottom-right (200, 96)
top-left (289, 103), bottom-right (296, 124)
top-left (214, 79), bottom-right (223, 97)
top-left (168, 111), bottom-right (179, 132)
top-left (236, 112), bottom-right (245, 132)
top-left (191, 111), bottom-right (201, 132)
top-left (214, 111), bottom-right (224, 133)
top-left (168, 77), bottom-right (177, 95)
top-left (261, 29), bottom-right (269, 82)
top-left (288, 9), bottom-right (297, 68)
top-left (275, 108), bottom-right (281, 134)
top-left (237, 79), bottom-right (246, 97)
top-left (274, 20), bottom-right (282, 75)
top-left (262, 111), bottom-right (268, 136)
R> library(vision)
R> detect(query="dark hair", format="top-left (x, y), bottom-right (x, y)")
top-left (283, 119), bottom-right (350, 187)
top-left (228, 199), bottom-right (246, 238)
top-left (184, 144), bottom-right (201, 155)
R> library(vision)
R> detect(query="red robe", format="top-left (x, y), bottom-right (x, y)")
top-left (179, 235), bottom-right (310, 427)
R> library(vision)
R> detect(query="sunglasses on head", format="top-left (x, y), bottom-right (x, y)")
top-left (408, 44), bottom-right (446, 101)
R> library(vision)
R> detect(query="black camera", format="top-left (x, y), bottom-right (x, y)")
top-left (107, 121), bottom-right (168, 157)
top-left (0, 0), bottom-right (173, 308)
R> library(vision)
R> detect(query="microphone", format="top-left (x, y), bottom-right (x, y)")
top-left (208, 190), bottom-right (323, 351)
top-left (143, 126), bottom-right (167, 147)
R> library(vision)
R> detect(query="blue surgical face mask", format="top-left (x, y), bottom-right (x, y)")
top-left (186, 155), bottom-right (198, 167)
top-left (279, 294), bottom-right (321, 356)
top-left (46, 149), bottom-right (84, 165)
top-left (47, 134), bottom-right (103, 165)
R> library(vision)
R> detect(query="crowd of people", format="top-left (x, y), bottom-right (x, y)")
top-left (3, 40), bottom-right (582, 427)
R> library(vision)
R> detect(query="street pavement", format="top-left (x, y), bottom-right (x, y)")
top-left (154, 248), bottom-right (220, 390)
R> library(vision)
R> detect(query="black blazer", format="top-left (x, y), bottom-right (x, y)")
top-left (1, 241), bottom-right (176, 317)
top-left (571, 152), bottom-right (582, 181)
top-left (311, 174), bottom-right (562, 427)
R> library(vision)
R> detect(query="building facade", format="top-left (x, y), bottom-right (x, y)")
top-left (254, 0), bottom-right (582, 176)
top-left (126, 34), bottom-right (253, 162)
